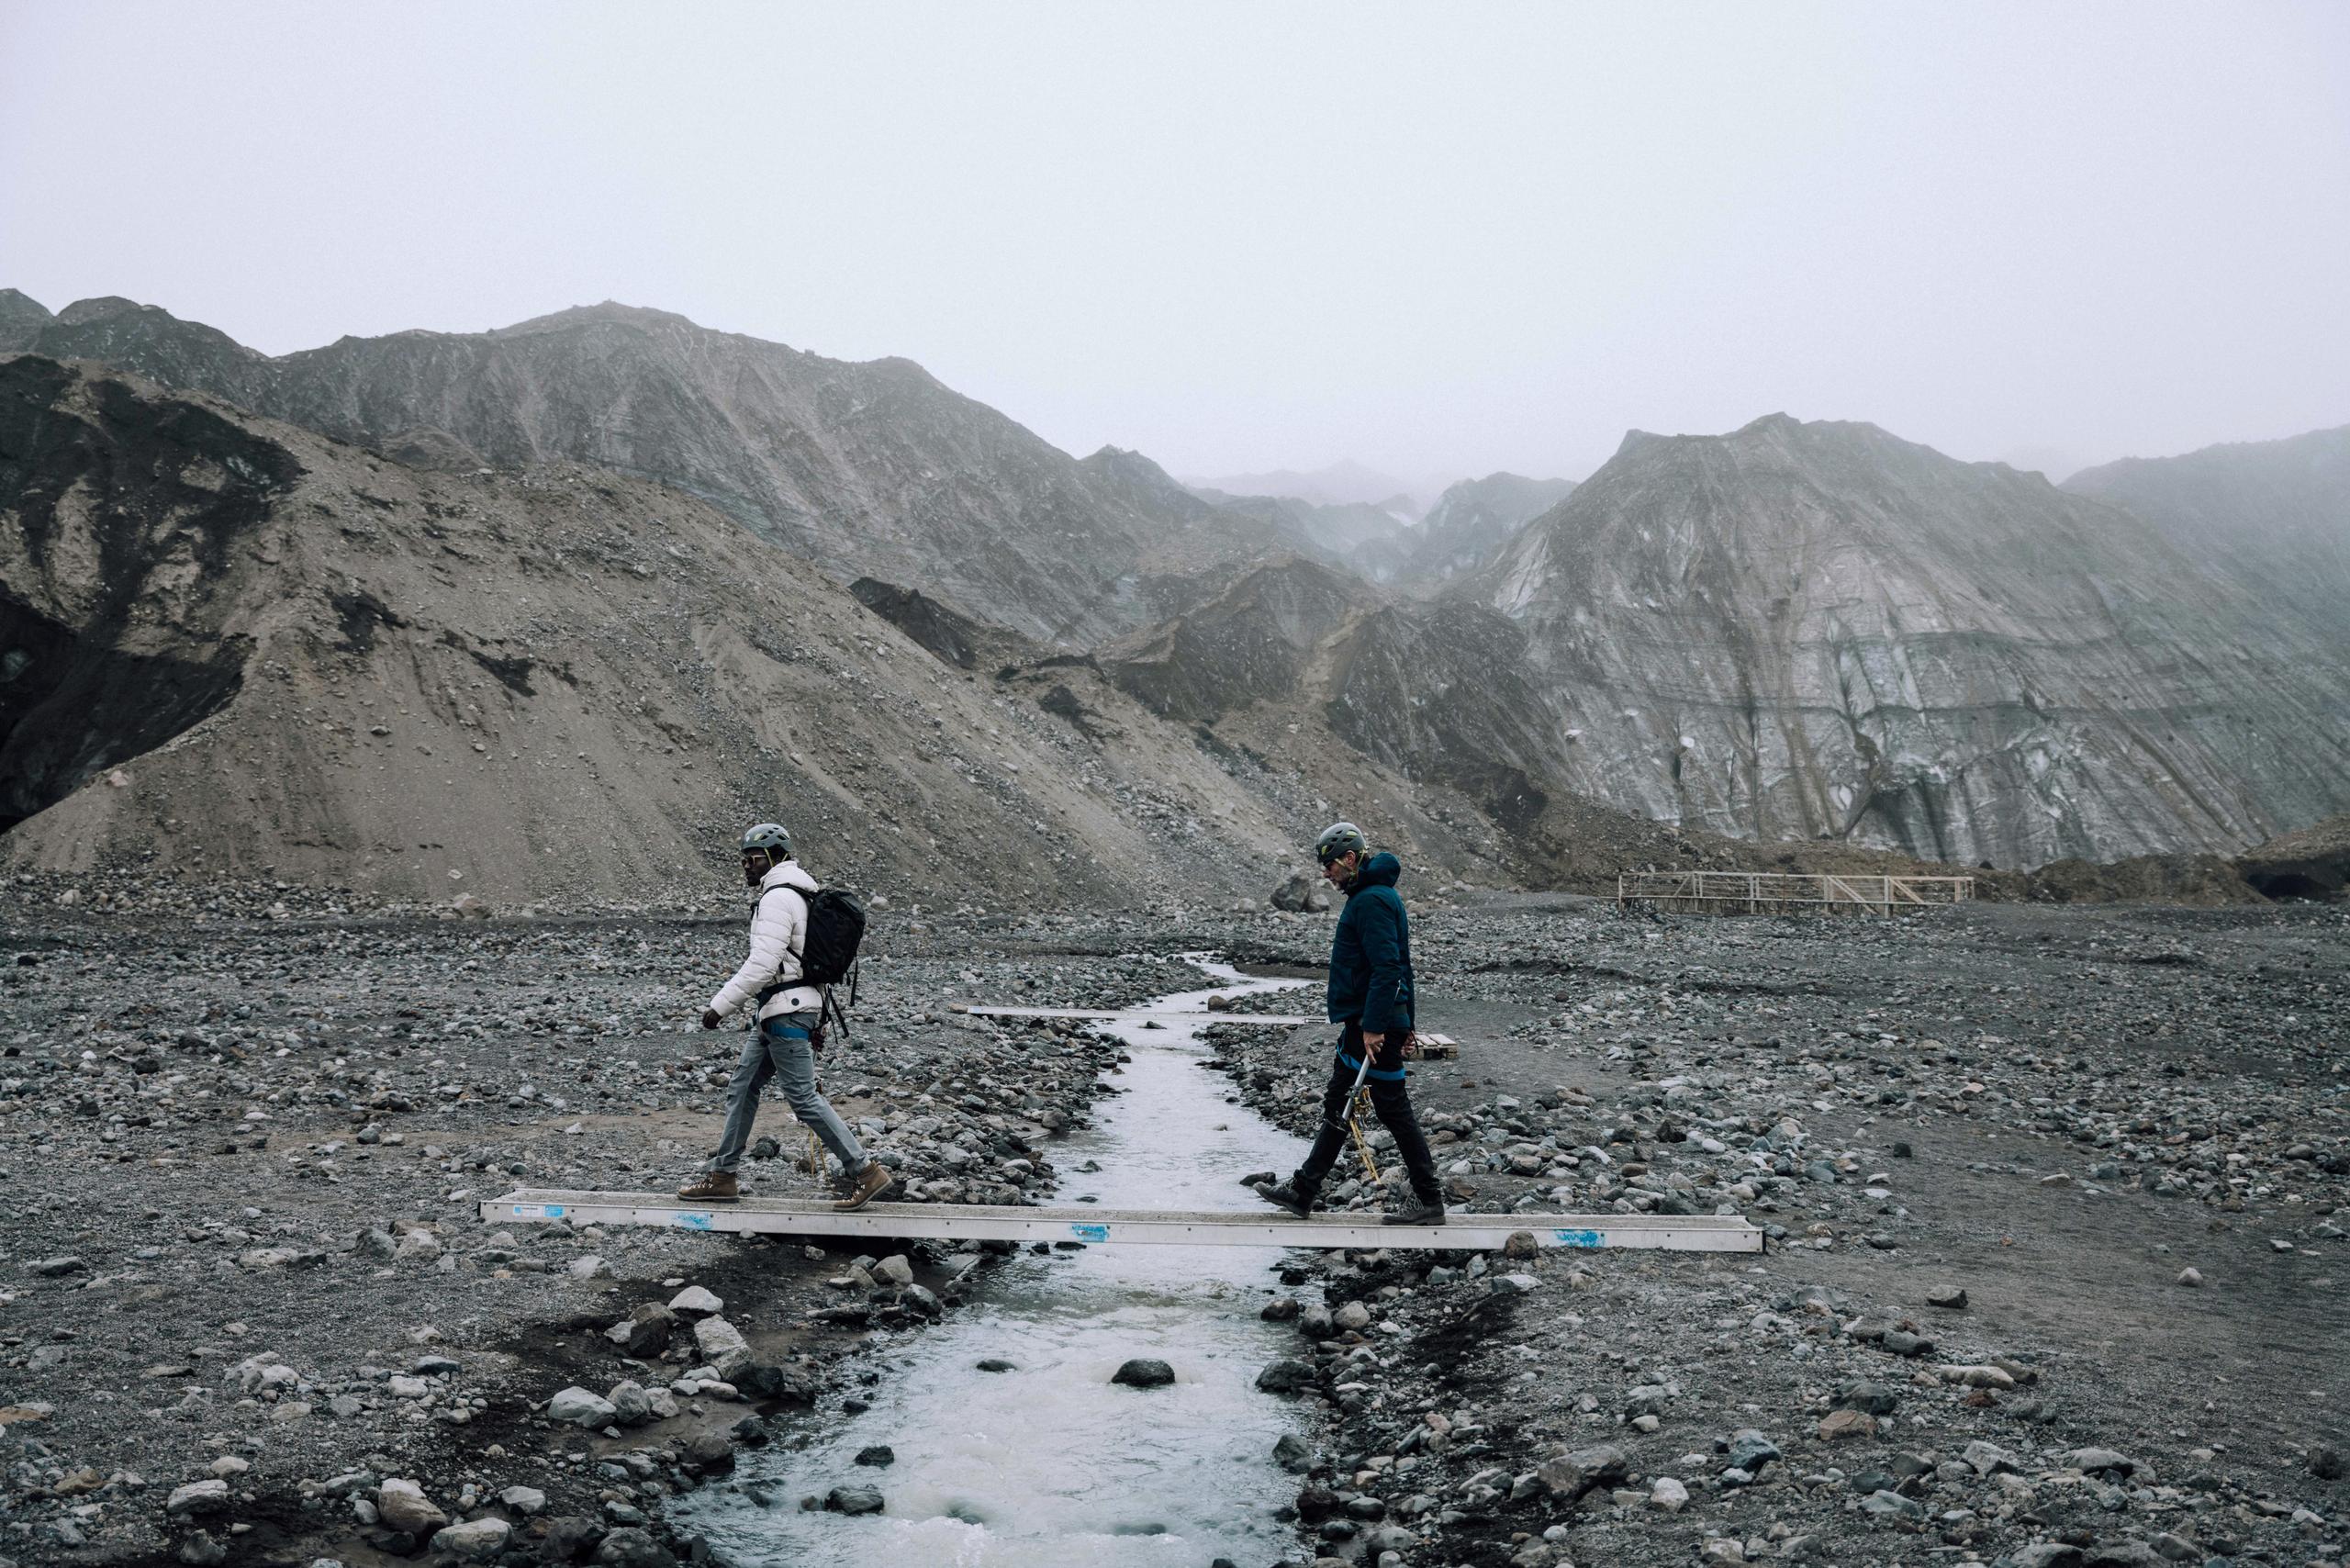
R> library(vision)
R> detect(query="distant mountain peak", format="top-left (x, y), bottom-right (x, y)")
top-left (493, 300), bottom-right (706, 337)
top-left (0, 287), bottom-right (53, 352)
top-left (55, 295), bottom-right (159, 326)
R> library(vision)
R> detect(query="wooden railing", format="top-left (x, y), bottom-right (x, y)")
top-left (1617, 870), bottom-right (1975, 916)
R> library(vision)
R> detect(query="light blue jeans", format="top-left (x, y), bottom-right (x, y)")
top-left (707, 1013), bottom-right (867, 1176)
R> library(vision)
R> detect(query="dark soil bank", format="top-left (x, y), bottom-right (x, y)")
top-left (1, 889), bottom-right (2344, 1568)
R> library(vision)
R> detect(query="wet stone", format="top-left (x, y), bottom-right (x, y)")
top-left (1112, 1357), bottom-right (1175, 1387)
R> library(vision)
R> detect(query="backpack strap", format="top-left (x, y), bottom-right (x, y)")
top-left (752, 882), bottom-right (813, 1007)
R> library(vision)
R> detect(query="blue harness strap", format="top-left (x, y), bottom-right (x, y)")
top-left (1336, 1042), bottom-right (1407, 1082)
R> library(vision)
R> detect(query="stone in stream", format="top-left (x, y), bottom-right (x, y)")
top-left (1259, 1297), bottom-right (1300, 1322)
top-left (974, 1358), bottom-right (1015, 1372)
top-left (680, 1432), bottom-right (734, 1473)
top-left (1272, 1433), bottom-right (1314, 1473)
top-left (824, 1484), bottom-right (885, 1515)
top-left (1255, 1359), bottom-right (1316, 1394)
top-left (1112, 1358), bottom-right (1175, 1388)
top-left (854, 1445), bottom-right (895, 1468)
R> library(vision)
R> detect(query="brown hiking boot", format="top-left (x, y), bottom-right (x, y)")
top-left (676, 1171), bottom-right (740, 1204)
top-left (834, 1163), bottom-right (893, 1212)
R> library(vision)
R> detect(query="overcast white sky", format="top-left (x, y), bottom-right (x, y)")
top-left (3, 3), bottom-right (2345, 483)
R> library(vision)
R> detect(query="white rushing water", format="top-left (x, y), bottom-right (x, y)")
top-left (681, 958), bottom-right (1318, 1567)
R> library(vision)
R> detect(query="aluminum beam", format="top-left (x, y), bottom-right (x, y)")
top-left (481, 1189), bottom-right (1763, 1253)
top-left (957, 1005), bottom-right (1314, 1025)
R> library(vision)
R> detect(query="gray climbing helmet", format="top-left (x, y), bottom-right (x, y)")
top-left (1315, 821), bottom-right (1369, 867)
top-left (741, 822), bottom-right (792, 857)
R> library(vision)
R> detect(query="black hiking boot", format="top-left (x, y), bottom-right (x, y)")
top-left (1252, 1180), bottom-right (1316, 1219)
top-left (1382, 1195), bottom-right (1447, 1226)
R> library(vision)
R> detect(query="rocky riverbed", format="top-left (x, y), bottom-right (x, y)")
top-left (1, 884), bottom-right (2344, 1568)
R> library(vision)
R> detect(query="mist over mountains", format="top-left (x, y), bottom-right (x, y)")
top-left (4, 284), bottom-right (2346, 898)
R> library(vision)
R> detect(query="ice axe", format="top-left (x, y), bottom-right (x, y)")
top-left (1326, 1041), bottom-right (1382, 1181)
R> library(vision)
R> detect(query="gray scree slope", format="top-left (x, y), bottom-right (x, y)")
top-left (1471, 413), bottom-right (2350, 867)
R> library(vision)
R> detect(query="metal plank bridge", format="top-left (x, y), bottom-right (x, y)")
top-left (483, 1190), bottom-right (1764, 1253)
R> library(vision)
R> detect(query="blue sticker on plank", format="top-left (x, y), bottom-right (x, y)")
top-left (509, 1204), bottom-right (565, 1220)
top-left (673, 1211), bottom-right (714, 1230)
top-left (1068, 1223), bottom-right (1108, 1243)
top-left (1552, 1228), bottom-right (1605, 1249)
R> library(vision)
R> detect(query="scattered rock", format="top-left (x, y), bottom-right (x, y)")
top-left (165, 1479), bottom-right (230, 1517)
top-left (667, 1285), bottom-right (722, 1316)
top-left (545, 1386), bottom-right (618, 1427)
top-left (431, 1518), bottom-right (512, 1560)
top-left (1255, 1359), bottom-right (1316, 1394)
top-left (375, 1478), bottom-right (449, 1535)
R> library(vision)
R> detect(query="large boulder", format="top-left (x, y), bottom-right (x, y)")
top-left (375, 1478), bottom-right (449, 1535)
top-left (1270, 872), bottom-right (1332, 913)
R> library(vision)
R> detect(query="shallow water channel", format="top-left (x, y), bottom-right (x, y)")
top-left (682, 958), bottom-right (1319, 1567)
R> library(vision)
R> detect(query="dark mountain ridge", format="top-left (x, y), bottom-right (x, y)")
top-left (13, 292), bottom-right (1293, 644)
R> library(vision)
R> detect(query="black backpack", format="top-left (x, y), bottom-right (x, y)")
top-left (755, 882), bottom-right (867, 1038)
top-left (798, 887), bottom-right (867, 987)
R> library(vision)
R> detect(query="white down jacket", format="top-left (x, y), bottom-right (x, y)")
top-left (708, 859), bottom-right (826, 1022)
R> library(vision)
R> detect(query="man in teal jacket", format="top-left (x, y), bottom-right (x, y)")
top-left (1254, 822), bottom-right (1445, 1226)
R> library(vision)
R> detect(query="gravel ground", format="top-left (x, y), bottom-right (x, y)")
top-left (3, 887), bottom-right (2344, 1568)
top-left (1197, 895), bottom-right (2349, 1568)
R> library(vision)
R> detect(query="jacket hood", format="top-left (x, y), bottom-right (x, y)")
top-left (760, 859), bottom-right (818, 895)
top-left (1348, 851), bottom-right (1403, 891)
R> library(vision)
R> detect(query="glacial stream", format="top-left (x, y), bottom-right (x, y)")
top-left (681, 958), bottom-right (1318, 1566)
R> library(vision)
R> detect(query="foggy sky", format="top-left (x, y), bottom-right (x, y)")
top-left (2, 2), bottom-right (2345, 484)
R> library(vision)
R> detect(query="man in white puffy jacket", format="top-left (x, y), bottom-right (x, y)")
top-left (678, 823), bottom-right (892, 1210)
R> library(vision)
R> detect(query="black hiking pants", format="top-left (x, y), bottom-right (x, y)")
top-left (1292, 1024), bottom-right (1441, 1203)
